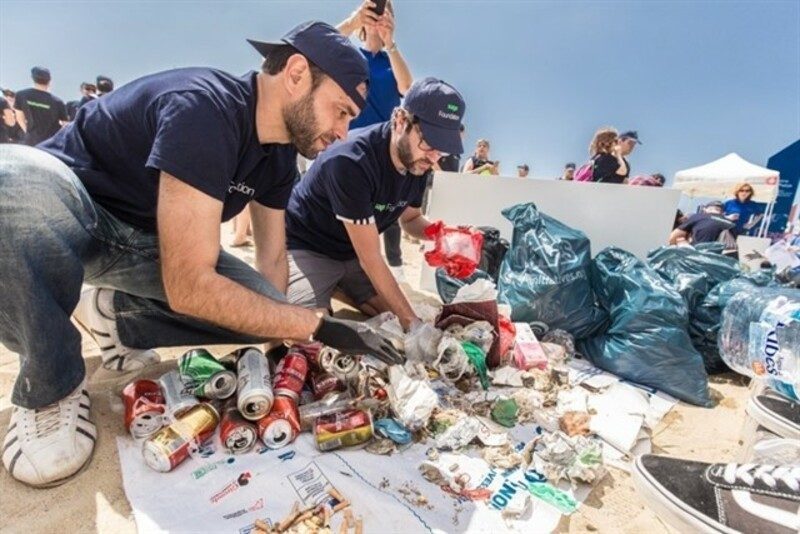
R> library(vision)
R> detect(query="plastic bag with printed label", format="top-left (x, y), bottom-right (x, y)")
top-left (497, 203), bottom-right (607, 339)
top-left (424, 221), bottom-right (484, 279)
top-left (578, 247), bottom-right (712, 407)
top-left (718, 288), bottom-right (800, 400)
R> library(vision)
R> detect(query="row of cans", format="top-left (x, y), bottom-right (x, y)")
top-left (123, 345), bottom-right (372, 472)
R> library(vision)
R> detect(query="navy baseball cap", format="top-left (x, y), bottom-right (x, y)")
top-left (403, 77), bottom-right (466, 155)
top-left (31, 67), bottom-right (51, 82)
top-left (248, 21), bottom-right (369, 111)
top-left (620, 130), bottom-right (642, 144)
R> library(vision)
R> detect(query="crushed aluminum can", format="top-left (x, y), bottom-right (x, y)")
top-left (123, 379), bottom-right (166, 439)
top-left (142, 403), bottom-right (219, 472)
top-left (315, 346), bottom-right (360, 383)
top-left (178, 348), bottom-right (237, 399)
top-left (314, 409), bottom-right (373, 451)
top-left (236, 347), bottom-right (274, 421)
top-left (258, 395), bottom-right (300, 449)
top-left (219, 398), bottom-right (258, 454)
top-left (308, 367), bottom-right (345, 400)
top-left (159, 370), bottom-right (199, 419)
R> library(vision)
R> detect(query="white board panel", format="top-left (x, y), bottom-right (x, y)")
top-left (420, 172), bottom-right (681, 292)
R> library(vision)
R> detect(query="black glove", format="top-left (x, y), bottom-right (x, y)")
top-left (313, 315), bottom-right (404, 365)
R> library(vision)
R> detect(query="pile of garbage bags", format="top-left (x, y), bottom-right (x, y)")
top-left (577, 248), bottom-right (712, 406)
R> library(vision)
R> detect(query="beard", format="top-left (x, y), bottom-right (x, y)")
top-left (283, 91), bottom-right (325, 159)
top-left (397, 134), bottom-right (433, 176)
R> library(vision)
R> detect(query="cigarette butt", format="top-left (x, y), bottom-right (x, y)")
top-left (254, 519), bottom-right (271, 532)
top-left (277, 503), bottom-right (301, 532)
top-left (354, 517), bottom-right (363, 534)
top-left (332, 501), bottom-right (351, 514)
top-left (328, 487), bottom-right (346, 503)
top-left (343, 509), bottom-right (355, 525)
top-left (338, 516), bottom-right (349, 534)
top-left (323, 506), bottom-right (331, 527)
top-left (296, 509), bottom-right (316, 524)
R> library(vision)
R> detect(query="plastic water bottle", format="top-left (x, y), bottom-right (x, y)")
top-left (718, 288), bottom-right (800, 400)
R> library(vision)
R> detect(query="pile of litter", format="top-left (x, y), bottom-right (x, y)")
top-left (117, 274), bottom-right (677, 532)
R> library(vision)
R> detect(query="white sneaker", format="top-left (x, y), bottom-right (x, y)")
top-left (389, 266), bottom-right (407, 285)
top-left (73, 288), bottom-right (160, 371)
top-left (2, 382), bottom-right (96, 487)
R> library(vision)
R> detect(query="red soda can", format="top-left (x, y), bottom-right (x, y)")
top-left (298, 342), bottom-right (324, 371)
top-left (257, 395), bottom-right (300, 449)
top-left (219, 398), bottom-right (258, 454)
top-left (123, 379), bottom-right (166, 439)
top-left (309, 367), bottom-right (345, 400)
top-left (273, 348), bottom-right (308, 401)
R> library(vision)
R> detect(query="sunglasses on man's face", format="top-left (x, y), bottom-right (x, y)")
top-left (739, 188), bottom-right (753, 193)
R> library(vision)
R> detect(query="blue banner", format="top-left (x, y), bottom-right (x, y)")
top-left (767, 140), bottom-right (800, 233)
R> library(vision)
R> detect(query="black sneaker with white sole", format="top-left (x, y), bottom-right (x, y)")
top-left (746, 393), bottom-right (800, 440)
top-left (633, 454), bottom-right (799, 534)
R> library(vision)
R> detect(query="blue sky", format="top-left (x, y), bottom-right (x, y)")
top-left (1, 0), bottom-right (798, 182)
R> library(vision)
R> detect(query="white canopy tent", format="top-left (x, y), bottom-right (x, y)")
top-left (673, 153), bottom-right (780, 236)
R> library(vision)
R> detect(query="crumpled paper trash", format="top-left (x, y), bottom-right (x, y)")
top-left (533, 431), bottom-right (605, 485)
top-left (482, 443), bottom-right (525, 469)
top-left (435, 416), bottom-right (481, 450)
top-left (387, 365), bottom-right (439, 431)
top-left (434, 336), bottom-right (472, 381)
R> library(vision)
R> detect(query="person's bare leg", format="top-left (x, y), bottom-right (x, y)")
top-left (231, 205), bottom-right (252, 247)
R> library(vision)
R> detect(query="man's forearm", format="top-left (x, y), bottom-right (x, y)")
top-left (400, 214), bottom-right (432, 240)
top-left (359, 256), bottom-right (417, 327)
top-left (387, 49), bottom-right (413, 94)
top-left (167, 267), bottom-right (318, 340)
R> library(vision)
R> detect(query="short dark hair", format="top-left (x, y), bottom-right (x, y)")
top-left (32, 73), bottom-right (50, 85)
top-left (97, 77), bottom-right (114, 93)
top-left (2, 88), bottom-right (14, 98)
top-left (261, 44), bottom-right (326, 90)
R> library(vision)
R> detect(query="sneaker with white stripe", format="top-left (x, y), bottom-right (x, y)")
top-left (73, 288), bottom-right (160, 371)
top-left (2, 381), bottom-right (96, 487)
top-left (633, 454), bottom-right (799, 534)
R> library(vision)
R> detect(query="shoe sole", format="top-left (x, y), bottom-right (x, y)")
top-left (746, 397), bottom-right (800, 440)
top-left (631, 457), bottom-right (737, 534)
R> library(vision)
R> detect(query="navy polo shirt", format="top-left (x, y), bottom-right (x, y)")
top-left (285, 122), bottom-right (428, 260)
top-left (349, 49), bottom-right (401, 129)
top-left (39, 67), bottom-right (298, 232)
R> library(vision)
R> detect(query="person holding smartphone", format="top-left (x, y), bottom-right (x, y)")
top-left (338, 0), bottom-right (414, 281)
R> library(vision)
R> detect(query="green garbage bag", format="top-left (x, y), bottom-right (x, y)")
top-left (579, 247), bottom-right (712, 407)
top-left (647, 246), bottom-right (741, 373)
top-left (497, 203), bottom-right (608, 339)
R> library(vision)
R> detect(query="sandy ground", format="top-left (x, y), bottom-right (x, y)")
top-left (0, 223), bottom-right (753, 533)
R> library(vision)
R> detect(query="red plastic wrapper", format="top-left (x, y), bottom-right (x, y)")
top-left (497, 315), bottom-right (517, 363)
top-left (424, 221), bottom-right (484, 279)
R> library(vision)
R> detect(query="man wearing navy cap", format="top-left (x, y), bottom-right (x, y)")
top-left (0, 21), bottom-right (402, 489)
top-left (285, 77), bottom-right (466, 330)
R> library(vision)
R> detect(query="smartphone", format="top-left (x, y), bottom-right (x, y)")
top-left (371, 0), bottom-right (387, 16)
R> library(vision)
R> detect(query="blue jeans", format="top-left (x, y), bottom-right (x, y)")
top-left (0, 145), bottom-right (283, 409)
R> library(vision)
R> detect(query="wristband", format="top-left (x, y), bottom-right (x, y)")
top-left (386, 42), bottom-right (398, 54)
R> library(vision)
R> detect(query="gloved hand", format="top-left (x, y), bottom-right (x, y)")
top-left (314, 315), bottom-right (404, 365)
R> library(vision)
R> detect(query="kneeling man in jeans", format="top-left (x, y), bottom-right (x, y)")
top-left (285, 78), bottom-right (465, 330)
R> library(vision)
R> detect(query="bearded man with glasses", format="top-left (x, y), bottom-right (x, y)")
top-left (284, 77), bottom-right (465, 331)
